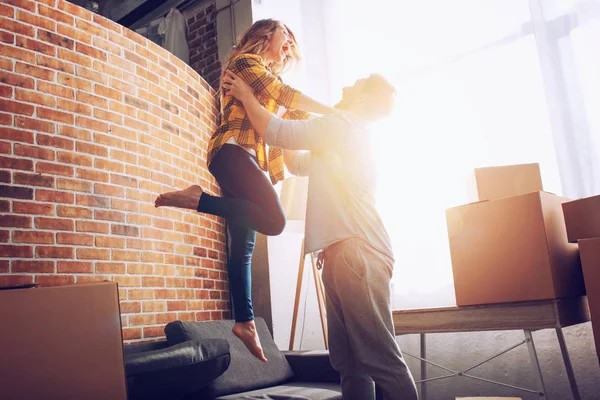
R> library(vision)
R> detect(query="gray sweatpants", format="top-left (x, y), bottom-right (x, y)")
top-left (322, 238), bottom-right (418, 400)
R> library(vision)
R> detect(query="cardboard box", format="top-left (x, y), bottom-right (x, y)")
top-left (446, 191), bottom-right (584, 306)
top-left (578, 237), bottom-right (600, 364)
top-left (0, 282), bottom-right (127, 400)
top-left (562, 195), bottom-right (600, 243)
top-left (474, 163), bottom-right (543, 201)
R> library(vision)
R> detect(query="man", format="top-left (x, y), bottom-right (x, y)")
top-left (223, 70), bottom-right (418, 400)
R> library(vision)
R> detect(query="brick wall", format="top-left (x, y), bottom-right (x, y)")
top-left (184, 0), bottom-right (221, 91)
top-left (0, 0), bottom-right (229, 342)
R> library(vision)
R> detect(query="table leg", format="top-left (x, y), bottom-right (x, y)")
top-left (555, 327), bottom-right (581, 400)
top-left (524, 330), bottom-right (547, 399)
top-left (420, 333), bottom-right (427, 400)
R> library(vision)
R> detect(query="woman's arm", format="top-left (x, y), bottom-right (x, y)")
top-left (231, 55), bottom-right (335, 115)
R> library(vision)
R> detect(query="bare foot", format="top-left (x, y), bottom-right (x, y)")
top-left (232, 320), bottom-right (268, 362)
top-left (155, 185), bottom-right (203, 210)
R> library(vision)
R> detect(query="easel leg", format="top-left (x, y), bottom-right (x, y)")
top-left (289, 238), bottom-right (306, 351)
top-left (310, 253), bottom-right (328, 349)
top-left (556, 327), bottom-right (581, 400)
top-left (524, 329), bottom-right (548, 398)
top-left (420, 333), bottom-right (427, 400)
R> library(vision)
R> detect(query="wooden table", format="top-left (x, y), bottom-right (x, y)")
top-left (393, 296), bottom-right (591, 400)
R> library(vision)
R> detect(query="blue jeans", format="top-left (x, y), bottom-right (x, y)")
top-left (200, 144), bottom-right (286, 322)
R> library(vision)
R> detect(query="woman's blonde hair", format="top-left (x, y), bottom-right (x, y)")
top-left (222, 18), bottom-right (301, 80)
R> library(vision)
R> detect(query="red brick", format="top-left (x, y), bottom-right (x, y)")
top-left (75, 65), bottom-right (108, 85)
top-left (77, 18), bottom-right (108, 39)
top-left (58, 125), bottom-right (91, 141)
top-left (57, 23), bottom-right (92, 45)
top-left (141, 252), bottom-right (164, 263)
top-left (94, 159), bottom-right (124, 173)
top-left (127, 264), bottom-right (153, 275)
top-left (57, 0), bottom-right (91, 20)
top-left (57, 261), bottom-right (92, 273)
top-left (127, 214), bottom-right (151, 226)
top-left (37, 133), bottom-right (74, 150)
top-left (76, 248), bottom-right (110, 260)
top-left (75, 91), bottom-right (107, 108)
top-left (0, 43), bottom-right (35, 63)
top-left (15, 88), bottom-right (55, 107)
top-left (111, 224), bottom-right (139, 237)
top-left (0, 127), bottom-right (33, 143)
top-left (76, 220), bottom-right (108, 234)
top-left (129, 289), bottom-right (154, 300)
top-left (129, 314), bottom-right (156, 326)
top-left (57, 232), bottom-right (93, 246)
top-left (76, 142), bottom-right (108, 158)
top-left (142, 277), bottom-right (165, 288)
top-left (37, 80), bottom-right (74, 99)
top-left (57, 73), bottom-right (92, 92)
top-left (14, 144), bottom-right (55, 160)
top-left (57, 205), bottom-right (91, 218)
top-left (13, 200), bottom-right (54, 215)
top-left (0, 98), bottom-right (34, 116)
top-left (0, 244), bottom-right (33, 257)
top-left (0, 113), bottom-right (11, 125)
top-left (56, 151), bottom-right (92, 167)
top-left (0, 259), bottom-right (8, 271)
top-left (111, 198), bottom-right (138, 212)
top-left (95, 236), bottom-right (125, 249)
top-left (0, 156), bottom-right (33, 171)
top-left (0, 84), bottom-right (12, 98)
top-left (56, 98), bottom-right (92, 116)
top-left (35, 189), bottom-right (73, 204)
top-left (15, 116), bottom-right (55, 133)
top-left (56, 178), bottom-right (91, 192)
top-left (1, 31), bottom-right (15, 43)
top-left (0, 70), bottom-right (35, 89)
top-left (15, 36), bottom-right (56, 57)
top-left (16, 61), bottom-right (54, 81)
top-left (76, 168), bottom-right (108, 182)
top-left (0, 213), bottom-right (31, 228)
top-left (167, 300), bottom-right (186, 311)
top-left (0, 4), bottom-right (14, 18)
top-left (95, 263), bottom-right (126, 276)
top-left (94, 209), bottom-right (124, 222)
top-left (75, 42), bottom-right (107, 62)
top-left (94, 85), bottom-right (122, 103)
top-left (38, 4), bottom-right (73, 25)
top-left (0, 184), bottom-right (33, 199)
top-left (94, 183), bottom-right (125, 197)
top-left (0, 16), bottom-right (35, 37)
top-left (37, 107), bottom-right (74, 124)
top-left (36, 274), bottom-right (75, 287)
top-left (76, 194), bottom-right (109, 208)
top-left (17, 10), bottom-right (56, 32)
top-left (122, 328), bottom-right (142, 341)
top-left (13, 230), bottom-right (54, 244)
top-left (120, 302), bottom-right (141, 314)
top-left (57, 48), bottom-right (91, 68)
top-left (0, 170), bottom-right (9, 183)
top-left (35, 217), bottom-right (73, 231)
top-left (36, 162), bottom-right (74, 177)
top-left (93, 109), bottom-right (122, 125)
top-left (0, 274), bottom-right (34, 286)
top-left (112, 250), bottom-right (140, 262)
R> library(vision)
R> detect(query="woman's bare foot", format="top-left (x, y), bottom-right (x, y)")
top-left (232, 320), bottom-right (268, 362)
top-left (155, 185), bottom-right (203, 210)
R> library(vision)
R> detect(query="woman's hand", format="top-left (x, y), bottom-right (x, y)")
top-left (222, 70), bottom-right (254, 103)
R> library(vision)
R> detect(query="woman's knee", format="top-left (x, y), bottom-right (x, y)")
top-left (264, 213), bottom-right (286, 236)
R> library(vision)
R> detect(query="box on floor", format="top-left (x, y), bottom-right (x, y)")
top-left (0, 282), bottom-right (127, 400)
top-left (447, 190), bottom-right (584, 306)
top-left (562, 194), bottom-right (600, 242)
top-left (578, 237), bottom-right (600, 364)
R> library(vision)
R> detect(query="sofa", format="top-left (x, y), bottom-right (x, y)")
top-left (123, 317), bottom-right (346, 400)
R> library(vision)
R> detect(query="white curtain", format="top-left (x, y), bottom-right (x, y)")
top-left (316, 0), bottom-right (600, 307)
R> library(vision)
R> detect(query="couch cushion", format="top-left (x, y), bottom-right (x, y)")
top-left (214, 382), bottom-right (342, 400)
top-left (165, 318), bottom-right (295, 397)
top-left (124, 339), bottom-right (230, 400)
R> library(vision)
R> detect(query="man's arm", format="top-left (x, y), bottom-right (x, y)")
top-left (283, 150), bottom-right (310, 176)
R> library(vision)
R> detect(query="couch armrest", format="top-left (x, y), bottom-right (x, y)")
top-left (125, 339), bottom-right (230, 400)
top-left (282, 350), bottom-right (340, 383)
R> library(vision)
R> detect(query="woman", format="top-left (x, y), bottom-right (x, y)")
top-left (155, 19), bottom-right (334, 362)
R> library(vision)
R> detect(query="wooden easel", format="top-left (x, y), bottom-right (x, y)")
top-left (288, 238), bottom-right (328, 350)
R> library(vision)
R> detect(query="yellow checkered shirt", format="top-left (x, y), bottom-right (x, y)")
top-left (207, 54), bottom-right (308, 185)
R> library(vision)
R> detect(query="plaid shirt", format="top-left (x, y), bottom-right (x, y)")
top-left (207, 54), bottom-right (309, 184)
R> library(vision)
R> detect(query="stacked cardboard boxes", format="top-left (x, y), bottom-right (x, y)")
top-left (562, 194), bottom-right (600, 364)
top-left (446, 163), bottom-right (585, 307)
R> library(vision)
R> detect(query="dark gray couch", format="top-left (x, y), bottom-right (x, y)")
top-left (165, 318), bottom-right (343, 400)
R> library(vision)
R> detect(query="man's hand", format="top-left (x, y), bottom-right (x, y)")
top-left (222, 70), bottom-right (254, 104)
